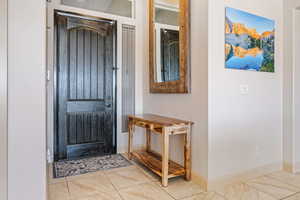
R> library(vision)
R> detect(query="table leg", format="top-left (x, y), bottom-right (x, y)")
top-left (128, 119), bottom-right (133, 160)
top-left (162, 127), bottom-right (169, 187)
top-left (146, 125), bottom-right (152, 152)
top-left (184, 125), bottom-right (192, 181)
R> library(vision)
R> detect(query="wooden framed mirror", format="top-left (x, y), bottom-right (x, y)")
top-left (149, 0), bottom-right (190, 93)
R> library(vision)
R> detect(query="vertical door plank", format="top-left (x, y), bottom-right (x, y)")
top-left (84, 30), bottom-right (91, 99)
top-left (91, 32), bottom-right (98, 99)
top-left (97, 36), bottom-right (105, 99)
top-left (105, 32), bottom-right (113, 101)
top-left (104, 28), bottom-right (114, 152)
top-left (57, 15), bottom-right (69, 159)
top-left (68, 114), bottom-right (77, 145)
top-left (69, 29), bottom-right (77, 100)
top-left (76, 113), bottom-right (84, 143)
top-left (77, 29), bottom-right (84, 99)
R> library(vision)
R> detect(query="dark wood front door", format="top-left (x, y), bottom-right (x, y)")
top-left (55, 12), bottom-right (116, 161)
top-left (161, 29), bottom-right (179, 82)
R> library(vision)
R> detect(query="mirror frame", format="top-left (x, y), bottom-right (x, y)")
top-left (149, 0), bottom-right (190, 93)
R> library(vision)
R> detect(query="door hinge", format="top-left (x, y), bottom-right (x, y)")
top-left (47, 70), bottom-right (51, 81)
top-left (46, 0), bottom-right (51, 2)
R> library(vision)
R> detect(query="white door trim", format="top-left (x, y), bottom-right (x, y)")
top-left (0, 0), bottom-right (8, 198)
top-left (292, 8), bottom-right (300, 173)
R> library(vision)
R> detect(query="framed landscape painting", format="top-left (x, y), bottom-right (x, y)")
top-left (225, 7), bottom-right (275, 72)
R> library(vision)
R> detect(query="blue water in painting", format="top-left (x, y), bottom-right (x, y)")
top-left (226, 53), bottom-right (264, 71)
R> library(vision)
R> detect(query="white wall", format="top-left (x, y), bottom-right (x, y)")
top-left (208, 0), bottom-right (283, 180)
top-left (143, 0), bottom-right (209, 180)
top-left (0, 0), bottom-right (8, 199)
top-left (143, 0), bottom-right (283, 182)
top-left (8, 0), bottom-right (47, 200)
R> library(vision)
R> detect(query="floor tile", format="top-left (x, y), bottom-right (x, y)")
top-left (105, 166), bottom-right (151, 189)
top-left (70, 192), bottom-right (122, 200)
top-left (134, 162), bottom-right (161, 182)
top-left (159, 178), bottom-right (204, 199)
top-left (48, 182), bottom-right (70, 200)
top-left (284, 193), bottom-right (300, 200)
top-left (182, 192), bottom-right (226, 200)
top-left (246, 176), bottom-right (299, 199)
top-left (102, 165), bottom-right (137, 174)
top-left (66, 171), bottom-right (104, 181)
top-left (266, 171), bottom-right (300, 188)
top-left (49, 175), bottom-right (66, 184)
top-left (217, 182), bottom-right (276, 200)
top-left (119, 182), bottom-right (174, 200)
top-left (68, 174), bottom-right (116, 199)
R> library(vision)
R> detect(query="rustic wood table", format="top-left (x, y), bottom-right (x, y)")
top-left (127, 114), bottom-right (194, 187)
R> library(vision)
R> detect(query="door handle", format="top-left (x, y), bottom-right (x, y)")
top-left (105, 103), bottom-right (112, 108)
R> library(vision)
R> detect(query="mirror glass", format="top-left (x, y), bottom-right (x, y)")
top-left (154, 0), bottom-right (180, 83)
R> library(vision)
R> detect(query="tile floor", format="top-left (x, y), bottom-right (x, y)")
top-left (48, 161), bottom-right (300, 200)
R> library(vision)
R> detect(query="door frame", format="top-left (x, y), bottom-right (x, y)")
top-left (47, 1), bottom-right (145, 164)
top-left (0, 0), bottom-right (8, 198)
top-left (292, 8), bottom-right (300, 173)
top-left (53, 11), bottom-right (118, 161)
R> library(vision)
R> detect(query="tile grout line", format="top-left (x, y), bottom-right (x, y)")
top-left (214, 191), bottom-right (229, 200)
top-left (66, 180), bottom-right (71, 197)
top-left (280, 191), bottom-right (300, 200)
top-left (105, 166), bottom-right (176, 200)
top-left (264, 173), bottom-right (300, 191)
top-left (133, 159), bottom-right (201, 200)
top-left (105, 171), bottom-right (153, 191)
top-left (244, 179), bottom-right (298, 200)
top-left (159, 183), bottom-right (177, 200)
top-left (102, 171), bottom-right (126, 200)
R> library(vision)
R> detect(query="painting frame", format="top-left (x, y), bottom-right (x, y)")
top-left (225, 7), bottom-right (275, 73)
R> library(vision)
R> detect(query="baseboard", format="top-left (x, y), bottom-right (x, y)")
top-left (294, 162), bottom-right (300, 173)
top-left (207, 162), bottom-right (282, 191)
top-left (117, 144), bottom-right (146, 154)
top-left (283, 161), bottom-right (294, 173)
top-left (283, 161), bottom-right (300, 174)
top-left (191, 171), bottom-right (208, 191)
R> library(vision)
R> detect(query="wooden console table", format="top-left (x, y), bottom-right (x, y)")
top-left (127, 114), bottom-right (194, 187)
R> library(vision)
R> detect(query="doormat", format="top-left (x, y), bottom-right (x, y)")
top-left (53, 154), bottom-right (132, 178)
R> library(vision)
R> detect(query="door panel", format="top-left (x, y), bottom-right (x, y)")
top-left (55, 13), bottom-right (116, 161)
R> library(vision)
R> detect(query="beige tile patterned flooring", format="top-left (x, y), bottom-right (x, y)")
top-left (48, 161), bottom-right (300, 200)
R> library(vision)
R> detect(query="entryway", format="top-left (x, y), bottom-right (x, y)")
top-left (54, 12), bottom-right (117, 161)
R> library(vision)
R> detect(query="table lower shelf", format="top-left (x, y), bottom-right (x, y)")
top-left (130, 150), bottom-right (186, 178)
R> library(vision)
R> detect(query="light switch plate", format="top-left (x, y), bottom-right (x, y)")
top-left (240, 84), bottom-right (249, 95)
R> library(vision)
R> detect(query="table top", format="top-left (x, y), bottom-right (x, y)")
top-left (128, 114), bottom-right (194, 127)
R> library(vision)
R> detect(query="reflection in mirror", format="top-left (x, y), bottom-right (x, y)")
top-left (61, 0), bottom-right (133, 18)
top-left (154, 0), bottom-right (180, 83)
